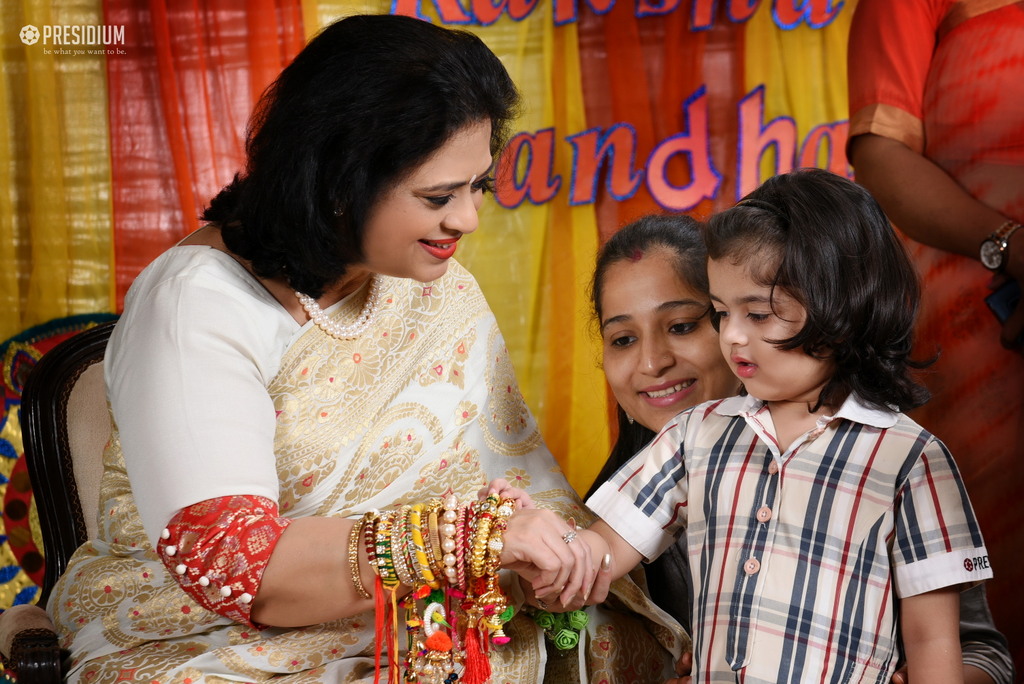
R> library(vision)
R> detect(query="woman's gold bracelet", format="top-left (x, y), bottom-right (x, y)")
top-left (347, 517), bottom-right (372, 599)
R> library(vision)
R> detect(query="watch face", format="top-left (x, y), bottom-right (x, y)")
top-left (981, 240), bottom-right (1003, 270)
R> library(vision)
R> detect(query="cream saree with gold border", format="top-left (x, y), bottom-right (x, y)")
top-left (50, 261), bottom-right (684, 682)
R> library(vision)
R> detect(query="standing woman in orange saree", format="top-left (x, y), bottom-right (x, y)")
top-left (847, 1), bottom-right (1022, 680)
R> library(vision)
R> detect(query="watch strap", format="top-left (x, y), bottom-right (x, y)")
top-left (991, 220), bottom-right (1022, 244)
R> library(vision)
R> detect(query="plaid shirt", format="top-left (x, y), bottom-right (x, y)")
top-left (588, 393), bottom-right (991, 684)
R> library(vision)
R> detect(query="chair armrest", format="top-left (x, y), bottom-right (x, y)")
top-left (0, 605), bottom-right (64, 683)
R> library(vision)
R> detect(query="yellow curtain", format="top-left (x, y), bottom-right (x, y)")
top-left (0, 1), bottom-right (114, 341)
top-left (461, 16), bottom-right (609, 493)
top-left (745, 2), bottom-right (854, 183)
top-left (535, 23), bottom-right (609, 494)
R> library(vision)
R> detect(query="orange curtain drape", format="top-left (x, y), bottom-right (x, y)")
top-left (104, 0), bottom-right (305, 308)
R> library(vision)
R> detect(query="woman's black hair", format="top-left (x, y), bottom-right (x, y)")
top-left (585, 213), bottom-right (708, 498)
top-left (704, 167), bottom-right (931, 413)
top-left (202, 14), bottom-right (521, 298)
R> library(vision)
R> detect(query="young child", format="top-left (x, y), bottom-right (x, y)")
top-left (577, 169), bottom-right (991, 683)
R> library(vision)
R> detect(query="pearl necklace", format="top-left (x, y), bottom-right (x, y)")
top-left (295, 276), bottom-right (381, 340)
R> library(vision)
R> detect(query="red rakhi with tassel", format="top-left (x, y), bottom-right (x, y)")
top-left (461, 624), bottom-right (491, 684)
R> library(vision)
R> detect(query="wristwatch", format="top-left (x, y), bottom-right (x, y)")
top-left (980, 220), bottom-right (1023, 271)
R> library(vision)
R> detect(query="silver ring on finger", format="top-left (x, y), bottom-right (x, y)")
top-left (562, 529), bottom-right (578, 544)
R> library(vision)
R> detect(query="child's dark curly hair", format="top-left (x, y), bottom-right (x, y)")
top-left (705, 168), bottom-right (932, 413)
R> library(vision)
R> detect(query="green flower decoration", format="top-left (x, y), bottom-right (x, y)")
top-left (552, 628), bottom-right (580, 650)
top-left (567, 610), bottom-right (589, 630)
top-left (532, 610), bottom-right (557, 630)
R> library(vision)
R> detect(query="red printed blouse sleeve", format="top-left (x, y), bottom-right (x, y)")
top-left (156, 495), bottom-right (292, 628)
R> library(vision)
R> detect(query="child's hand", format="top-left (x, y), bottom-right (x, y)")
top-left (479, 478), bottom-right (535, 509)
top-left (899, 586), bottom-right (960, 684)
top-left (665, 651), bottom-right (693, 684)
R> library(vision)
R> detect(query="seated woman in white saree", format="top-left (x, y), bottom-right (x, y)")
top-left (47, 14), bottom-right (683, 683)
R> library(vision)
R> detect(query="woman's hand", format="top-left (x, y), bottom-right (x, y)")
top-left (500, 508), bottom-right (596, 605)
top-left (524, 521), bottom-right (641, 611)
top-left (480, 478), bottom-right (535, 509)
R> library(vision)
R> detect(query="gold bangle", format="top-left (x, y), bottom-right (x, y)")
top-left (391, 505), bottom-right (416, 586)
top-left (484, 498), bottom-right (516, 575)
top-left (470, 496), bottom-right (497, 578)
top-left (408, 504), bottom-right (438, 588)
top-left (375, 510), bottom-right (398, 588)
top-left (348, 518), bottom-right (372, 599)
top-left (426, 507), bottom-right (444, 576)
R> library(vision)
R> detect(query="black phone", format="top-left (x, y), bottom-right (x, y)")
top-left (985, 279), bottom-right (1021, 323)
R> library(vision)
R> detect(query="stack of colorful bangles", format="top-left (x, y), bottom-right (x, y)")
top-left (353, 493), bottom-right (517, 684)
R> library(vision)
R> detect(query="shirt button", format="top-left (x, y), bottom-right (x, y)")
top-left (744, 558), bottom-right (761, 575)
top-left (767, 461), bottom-right (779, 474)
top-left (756, 506), bottom-right (772, 522)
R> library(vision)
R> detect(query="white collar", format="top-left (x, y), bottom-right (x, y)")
top-left (715, 392), bottom-right (898, 429)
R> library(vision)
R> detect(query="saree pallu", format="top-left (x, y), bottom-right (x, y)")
top-left (49, 261), bottom-right (684, 682)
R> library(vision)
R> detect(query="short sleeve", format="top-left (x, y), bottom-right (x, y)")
top-left (586, 412), bottom-right (694, 561)
top-left (891, 435), bottom-right (992, 598)
top-left (106, 248), bottom-right (297, 546)
top-left (847, 0), bottom-right (947, 153)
